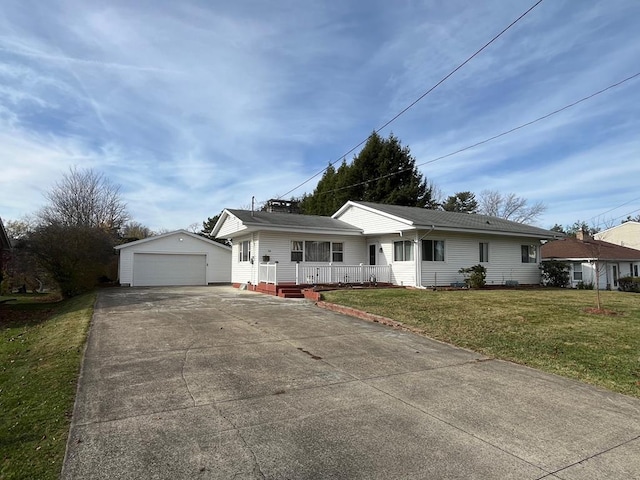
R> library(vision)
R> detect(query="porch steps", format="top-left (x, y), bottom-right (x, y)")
top-left (277, 287), bottom-right (305, 299)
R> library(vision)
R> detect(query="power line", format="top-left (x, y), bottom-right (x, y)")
top-left (587, 195), bottom-right (640, 223)
top-left (274, 0), bottom-right (545, 201)
top-left (593, 207), bottom-right (640, 229)
top-left (307, 72), bottom-right (640, 199)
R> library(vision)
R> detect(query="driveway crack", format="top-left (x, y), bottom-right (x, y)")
top-left (181, 342), bottom-right (196, 407)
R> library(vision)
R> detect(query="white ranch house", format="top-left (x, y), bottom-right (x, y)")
top-left (212, 201), bottom-right (559, 293)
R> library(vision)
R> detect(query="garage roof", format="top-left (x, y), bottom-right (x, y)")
top-left (115, 230), bottom-right (231, 250)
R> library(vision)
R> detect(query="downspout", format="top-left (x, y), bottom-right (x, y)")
top-left (415, 225), bottom-right (436, 288)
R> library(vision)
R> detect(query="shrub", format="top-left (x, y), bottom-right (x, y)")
top-left (576, 281), bottom-right (594, 290)
top-left (618, 276), bottom-right (640, 293)
top-left (458, 264), bottom-right (486, 289)
top-left (540, 260), bottom-right (570, 287)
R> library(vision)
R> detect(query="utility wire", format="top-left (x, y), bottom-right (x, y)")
top-left (593, 207), bottom-right (640, 229)
top-left (274, 0), bottom-right (545, 201)
top-left (306, 71), bottom-right (640, 198)
top-left (587, 195), bottom-right (640, 223)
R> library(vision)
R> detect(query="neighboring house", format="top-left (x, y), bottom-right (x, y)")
top-left (115, 230), bottom-right (231, 287)
top-left (212, 201), bottom-right (560, 290)
top-left (594, 221), bottom-right (640, 251)
top-left (541, 231), bottom-right (640, 289)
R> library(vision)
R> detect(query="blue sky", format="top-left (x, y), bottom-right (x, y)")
top-left (1, 0), bottom-right (639, 232)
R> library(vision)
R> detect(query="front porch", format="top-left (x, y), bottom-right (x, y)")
top-left (248, 263), bottom-right (393, 299)
top-left (259, 262), bottom-right (391, 286)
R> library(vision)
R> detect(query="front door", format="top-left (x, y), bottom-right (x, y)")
top-left (369, 244), bottom-right (376, 265)
top-left (612, 265), bottom-right (619, 288)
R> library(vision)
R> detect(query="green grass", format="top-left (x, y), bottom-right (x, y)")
top-left (322, 288), bottom-right (640, 397)
top-left (0, 292), bottom-right (95, 480)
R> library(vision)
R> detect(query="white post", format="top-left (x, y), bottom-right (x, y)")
top-left (295, 263), bottom-right (299, 285)
top-left (360, 263), bottom-right (364, 284)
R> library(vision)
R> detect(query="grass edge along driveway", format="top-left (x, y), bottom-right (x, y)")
top-left (1, 292), bottom-right (95, 480)
top-left (322, 288), bottom-right (640, 398)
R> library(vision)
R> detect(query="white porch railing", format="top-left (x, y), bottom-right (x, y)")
top-left (296, 264), bottom-right (391, 285)
top-left (258, 263), bottom-right (278, 284)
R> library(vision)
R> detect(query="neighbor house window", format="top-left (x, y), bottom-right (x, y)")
top-left (422, 240), bottom-right (444, 262)
top-left (305, 241), bottom-right (330, 262)
top-left (332, 243), bottom-right (344, 262)
top-left (291, 241), bottom-right (303, 262)
top-left (479, 242), bottom-right (489, 263)
top-left (394, 240), bottom-right (414, 261)
top-left (573, 263), bottom-right (583, 281)
top-left (521, 245), bottom-right (537, 263)
top-left (239, 240), bottom-right (251, 262)
top-left (635, 265), bottom-right (639, 277)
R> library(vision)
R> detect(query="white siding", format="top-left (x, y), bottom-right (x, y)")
top-left (217, 213), bottom-right (246, 239)
top-left (418, 233), bottom-right (542, 286)
top-left (335, 204), bottom-right (411, 234)
top-left (231, 234), bottom-right (255, 284)
top-left (118, 232), bottom-right (231, 286)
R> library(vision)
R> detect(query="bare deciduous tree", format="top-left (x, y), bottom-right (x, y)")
top-left (121, 221), bottom-right (152, 240)
top-left (39, 167), bottom-right (129, 233)
top-left (478, 190), bottom-right (546, 224)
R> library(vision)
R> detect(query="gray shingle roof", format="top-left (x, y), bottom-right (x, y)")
top-left (227, 209), bottom-right (362, 232)
top-left (353, 202), bottom-right (558, 238)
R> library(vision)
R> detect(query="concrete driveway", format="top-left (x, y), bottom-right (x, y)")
top-left (62, 286), bottom-right (640, 479)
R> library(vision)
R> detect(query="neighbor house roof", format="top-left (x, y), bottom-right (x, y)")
top-left (213, 209), bottom-right (363, 238)
top-left (541, 237), bottom-right (640, 261)
top-left (335, 201), bottom-right (559, 239)
top-left (115, 229), bottom-right (231, 251)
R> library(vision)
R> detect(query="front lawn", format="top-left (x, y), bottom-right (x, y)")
top-left (321, 288), bottom-right (640, 398)
top-left (0, 292), bottom-right (95, 480)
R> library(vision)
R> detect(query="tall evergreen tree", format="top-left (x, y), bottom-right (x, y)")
top-left (442, 191), bottom-right (478, 213)
top-left (300, 133), bottom-right (438, 215)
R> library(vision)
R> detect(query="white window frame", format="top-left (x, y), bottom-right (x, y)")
top-left (422, 239), bottom-right (444, 262)
top-left (239, 240), bottom-right (251, 262)
top-left (573, 262), bottom-right (583, 281)
top-left (332, 242), bottom-right (344, 262)
top-left (479, 242), bottom-right (489, 263)
top-left (521, 244), bottom-right (538, 264)
top-left (291, 241), bottom-right (303, 262)
top-left (304, 240), bottom-right (331, 263)
top-left (394, 240), bottom-right (414, 262)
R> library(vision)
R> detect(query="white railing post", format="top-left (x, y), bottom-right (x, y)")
top-left (360, 263), bottom-right (364, 284)
top-left (273, 262), bottom-right (277, 285)
top-left (295, 263), bottom-right (299, 285)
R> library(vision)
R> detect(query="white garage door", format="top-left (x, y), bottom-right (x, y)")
top-left (133, 253), bottom-right (206, 286)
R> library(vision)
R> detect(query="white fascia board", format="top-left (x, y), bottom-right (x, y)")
top-left (332, 201), bottom-right (414, 226)
top-left (414, 225), bottom-right (558, 239)
top-left (115, 229), bottom-right (231, 251)
top-left (238, 225), bottom-right (363, 237)
top-left (210, 209), bottom-right (235, 238)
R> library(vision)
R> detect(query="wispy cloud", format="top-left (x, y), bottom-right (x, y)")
top-left (1, 0), bottom-right (639, 232)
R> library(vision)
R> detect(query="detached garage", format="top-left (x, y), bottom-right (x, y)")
top-left (115, 230), bottom-right (231, 287)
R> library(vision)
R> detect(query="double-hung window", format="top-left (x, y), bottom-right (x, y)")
top-left (291, 241), bottom-right (303, 262)
top-left (521, 244), bottom-right (538, 263)
top-left (573, 263), bottom-right (583, 281)
top-left (394, 240), bottom-right (414, 262)
top-left (239, 240), bottom-right (251, 262)
top-left (479, 242), bottom-right (489, 263)
top-left (332, 243), bottom-right (344, 262)
top-left (422, 240), bottom-right (444, 261)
